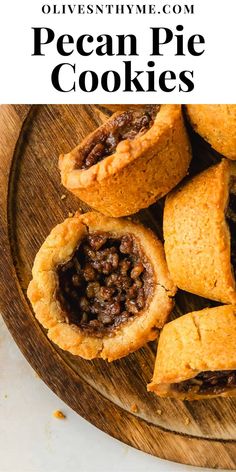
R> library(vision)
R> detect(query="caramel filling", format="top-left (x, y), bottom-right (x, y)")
top-left (174, 370), bottom-right (236, 395)
top-left (77, 105), bottom-right (159, 170)
top-left (56, 232), bottom-right (153, 337)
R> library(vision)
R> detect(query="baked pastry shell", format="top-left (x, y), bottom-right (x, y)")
top-left (164, 159), bottom-right (236, 304)
top-left (27, 212), bottom-right (176, 361)
top-left (59, 105), bottom-right (191, 217)
top-left (148, 305), bottom-right (236, 400)
top-left (186, 104), bottom-right (236, 160)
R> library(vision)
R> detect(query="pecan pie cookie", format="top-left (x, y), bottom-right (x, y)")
top-left (27, 212), bottom-right (176, 361)
top-left (164, 159), bottom-right (236, 304)
top-left (59, 105), bottom-right (191, 217)
top-left (148, 305), bottom-right (236, 400)
top-left (186, 105), bottom-right (236, 160)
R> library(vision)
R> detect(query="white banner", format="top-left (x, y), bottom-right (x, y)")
top-left (0, 0), bottom-right (235, 103)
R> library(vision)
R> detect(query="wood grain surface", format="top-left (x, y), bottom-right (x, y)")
top-left (1, 104), bottom-right (236, 469)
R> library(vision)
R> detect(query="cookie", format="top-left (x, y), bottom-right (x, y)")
top-left (164, 159), bottom-right (236, 304)
top-left (27, 212), bottom-right (176, 361)
top-left (186, 104), bottom-right (236, 160)
top-left (59, 105), bottom-right (191, 217)
top-left (148, 305), bottom-right (236, 400)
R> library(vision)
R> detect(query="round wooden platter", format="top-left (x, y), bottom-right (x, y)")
top-left (1, 104), bottom-right (236, 470)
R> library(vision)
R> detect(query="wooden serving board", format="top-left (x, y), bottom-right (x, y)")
top-left (1, 104), bottom-right (236, 469)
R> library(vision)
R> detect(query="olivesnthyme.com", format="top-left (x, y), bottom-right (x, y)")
top-left (41, 3), bottom-right (195, 15)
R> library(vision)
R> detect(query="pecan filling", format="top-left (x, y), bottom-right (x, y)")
top-left (78, 105), bottom-right (159, 170)
top-left (174, 370), bottom-right (236, 395)
top-left (227, 191), bottom-right (236, 271)
top-left (56, 232), bottom-right (153, 337)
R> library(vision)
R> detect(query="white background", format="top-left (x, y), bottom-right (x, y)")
top-left (0, 0), bottom-right (236, 103)
top-left (0, 316), bottom-right (220, 472)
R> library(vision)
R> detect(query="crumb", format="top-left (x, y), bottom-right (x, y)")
top-left (68, 212), bottom-right (73, 217)
top-left (75, 208), bottom-right (85, 215)
top-left (4, 394), bottom-right (8, 399)
top-left (157, 409), bottom-right (162, 416)
top-left (185, 417), bottom-right (190, 425)
top-left (34, 372), bottom-right (39, 378)
top-left (130, 403), bottom-right (139, 413)
top-left (61, 194), bottom-right (66, 200)
top-left (53, 410), bottom-right (66, 420)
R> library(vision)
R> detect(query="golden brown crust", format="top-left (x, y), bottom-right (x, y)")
top-left (27, 212), bottom-right (176, 361)
top-left (186, 104), bottom-right (236, 160)
top-left (148, 305), bottom-right (236, 400)
top-left (164, 159), bottom-right (236, 304)
top-left (59, 105), bottom-right (191, 217)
